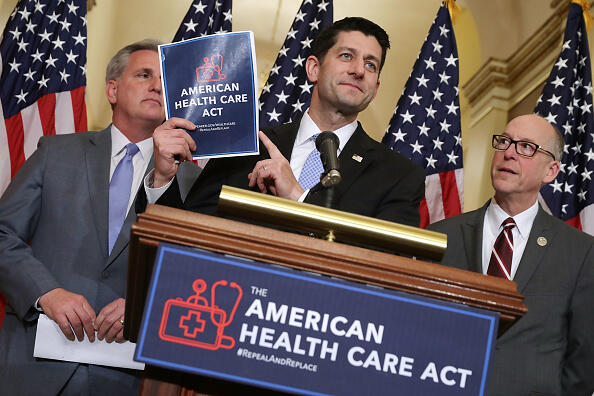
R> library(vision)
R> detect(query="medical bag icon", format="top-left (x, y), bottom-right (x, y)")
top-left (159, 278), bottom-right (242, 350)
top-left (196, 54), bottom-right (226, 82)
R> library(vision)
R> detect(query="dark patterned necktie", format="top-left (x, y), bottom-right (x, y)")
top-left (487, 217), bottom-right (516, 279)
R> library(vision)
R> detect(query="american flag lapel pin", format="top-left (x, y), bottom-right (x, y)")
top-left (352, 154), bottom-right (363, 163)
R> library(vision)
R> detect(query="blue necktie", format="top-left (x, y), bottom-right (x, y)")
top-left (297, 134), bottom-right (324, 190)
top-left (108, 143), bottom-right (139, 253)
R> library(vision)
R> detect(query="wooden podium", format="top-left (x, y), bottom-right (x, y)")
top-left (124, 204), bottom-right (526, 395)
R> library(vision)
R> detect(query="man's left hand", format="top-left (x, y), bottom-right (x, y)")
top-left (95, 298), bottom-right (126, 343)
top-left (248, 131), bottom-right (304, 201)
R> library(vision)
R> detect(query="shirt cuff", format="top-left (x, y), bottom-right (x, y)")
top-left (144, 169), bottom-right (175, 204)
top-left (297, 189), bottom-right (309, 203)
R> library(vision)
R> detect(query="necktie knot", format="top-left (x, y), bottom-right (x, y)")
top-left (502, 217), bottom-right (515, 229)
top-left (124, 143), bottom-right (139, 158)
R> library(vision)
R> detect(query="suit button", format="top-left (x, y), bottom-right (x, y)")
top-left (101, 271), bottom-right (110, 279)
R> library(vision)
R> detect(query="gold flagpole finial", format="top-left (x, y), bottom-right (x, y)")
top-left (573, 0), bottom-right (592, 32)
top-left (444, 0), bottom-right (461, 25)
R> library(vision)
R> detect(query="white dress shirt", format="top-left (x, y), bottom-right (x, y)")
top-left (110, 125), bottom-right (153, 216)
top-left (481, 199), bottom-right (539, 279)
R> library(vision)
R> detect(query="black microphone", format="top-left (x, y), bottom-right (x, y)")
top-left (315, 132), bottom-right (341, 187)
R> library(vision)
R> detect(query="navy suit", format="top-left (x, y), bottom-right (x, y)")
top-left (152, 121), bottom-right (425, 227)
top-left (0, 128), bottom-right (143, 395)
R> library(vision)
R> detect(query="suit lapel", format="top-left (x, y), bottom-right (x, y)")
top-left (106, 155), bottom-right (154, 268)
top-left (514, 207), bottom-right (552, 292)
top-left (85, 128), bottom-right (111, 262)
top-left (334, 124), bottom-right (377, 196)
top-left (460, 203), bottom-right (489, 273)
top-left (269, 121), bottom-right (299, 161)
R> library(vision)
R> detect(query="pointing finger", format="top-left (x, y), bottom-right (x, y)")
top-left (259, 131), bottom-right (283, 159)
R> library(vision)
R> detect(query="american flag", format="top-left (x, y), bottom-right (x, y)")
top-left (258, 0), bottom-right (332, 127)
top-left (382, 2), bottom-right (463, 228)
top-left (173, 0), bottom-right (232, 42)
top-left (0, 0), bottom-right (87, 328)
top-left (535, 3), bottom-right (594, 235)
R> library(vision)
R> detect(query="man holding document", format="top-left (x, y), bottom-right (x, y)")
top-left (145, 17), bottom-right (425, 227)
top-left (0, 39), bottom-right (165, 395)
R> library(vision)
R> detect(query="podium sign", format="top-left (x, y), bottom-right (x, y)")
top-left (135, 243), bottom-right (498, 395)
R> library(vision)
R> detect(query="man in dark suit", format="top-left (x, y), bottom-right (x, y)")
top-left (145, 17), bottom-right (425, 227)
top-left (429, 114), bottom-right (594, 395)
top-left (0, 39), bottom-right (165, 395)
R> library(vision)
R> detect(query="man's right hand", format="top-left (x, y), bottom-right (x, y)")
top-left (38, 288), bottom-right (96, 342)
top-left (153, 117), bottom-right (197, 188)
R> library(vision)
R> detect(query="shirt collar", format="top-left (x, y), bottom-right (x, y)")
top-left (110, 124), bottom-right (153, 160)
top-left (295, 109), bottom-right (357, 152)
top-left (486, 198), bottom-right (539, 239)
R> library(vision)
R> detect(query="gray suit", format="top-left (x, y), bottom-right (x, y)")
top-left (0, 128), bottom-right (142, 395)
top-left (428, 203), bottom-right (594, 396)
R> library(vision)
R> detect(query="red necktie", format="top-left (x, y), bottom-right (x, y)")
top-left (487, 217), bottom-right (516, 279)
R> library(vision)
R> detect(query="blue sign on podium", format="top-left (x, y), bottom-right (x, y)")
top-left (135, 243), bottom-right (498, 395)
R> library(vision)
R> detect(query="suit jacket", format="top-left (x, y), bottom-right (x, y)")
top-left (428, 203), bottom-right (594, 396)
top-left (0, 128), bottom-right (142, 395)
top-left (154, 121), bottom-right (425, 227)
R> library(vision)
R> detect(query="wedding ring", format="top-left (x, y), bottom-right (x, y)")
top-left (119, 318), bottom-right (124, 325)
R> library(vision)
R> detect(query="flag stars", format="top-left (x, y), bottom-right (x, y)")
top-left (581, 169), bottom-right (592, 181)
top-left (45, 54), bottom-right (58, 68)
top-left (31, 49), bottom-right (44, 63)
top-left (578, 190), bottom-right (587, 201)
top-left (67, 1), bottom-right (79, 14)
top-left (561, 204), bottom-right (568, 214)
top-left (292, 99), bottom-right (305, 113)
top-left (317, 0), bottom-right (329, 11)
top-left (432, 88), bottom-right (443, 102)
top-left (299, 80), bottom-right (313, 94)
top-left (8, 59), bottom-right (21, 72)
top-left (447, 151), bottom-right (459, 164)
top-left (551, 76), bottom-right (565, 88)
top-left (418, 122), bottom-right (430, 136)
top-left (275, 90), bottom-right (289, 104)
top-left (550, 179), bottom-right (563, 193)
top-left (25, 20), bottom-right (36, 33)
top-left (571, 143), bottom-right (582, 155)
top-left (567, 162), bottom-right (578, 175)
top-left (294, 10), bottom-right (306, 22)
top-left (287, 28), bottom-right (297, 39)
top-left (292, 54), bottom-right (305, 67)
top-left (65, 49), bottom-right (78, 64)
top-left (408, 91), bottom-right (422, 105)
top-left (564, 182), bottom-right (574, 193)
top-left (284, 72), bottom-right (298, 85)
top-left (270, 64), bottom-right (281, 75)
top-left (547, 94), bottom-right (561, 106)
top-left (392, 129), bottom-right (406, 142)
top-left (440, 119), bottom-right (451, 132)
top-left (309, 18), bottom-right (321, 30)
top-left (584, 148), bottom-right (594, 161)
top-left (39, 29), bottom-right (52, 42)
top-left (193, 1), bottom-right (207, 14)
top-left (267, 108), bottom-right (281, 122)
top-left (446, 101), bottom-right (459, 114)
top-left (426, 154), bottom-right (438, 168)
top-left (424, 57), bottom-right (436, 70)
top-left (223, 9), bottom-right (232, 22)
top-left (47, 11), bottom-right (60, 24)
top-left (184, 18), bottom-right (198, 32)
top-left (555, 57), bottom-right (568, 70)
top-left (425, 104), bottom-right (437, 118)
top-left (18, 7), bottom-right (31, 20)
top-left (17, 39), bottom-right (29, 52)
top-left (400, 110), bottom-right (414, 124)
top-left (581, 102), bottom-right (592, 114)
top-left (438, 71), bottom-right (451, 84)
top-left (433, 136), bottom-right (444, 150)
top-left (439, 24), bottom-right (449, 37)
top-left (416, 74), bottom-right (429, 88)
top-left (60, 69), bottom-right (70, 82)
top-left (278, 46), bottom-right (289, 57)
top-left (301, 37), bottom-right (313, 49)
top-left (444, 54), bottom-right (457, 67)
top-left (72, 32), bottom-right (85, 46)
top-left (37, 75), bottom-right (50, 88)
top-left (544, 112), bottom-right (557, 124)
top-left (15, 89), bottom-right (28, 103)
top-left (410, 140), bottom-right (423, 154)
top-left (24, 68), bottom-right (37, 81)
top-left (562, 40), bottom-right (571, 50)
top-left (34, 1), bottom-right (46, 14)
top-left (432, 40), bottom-right (443, 54)
top-left (8, 27), bottom-right (21, 40)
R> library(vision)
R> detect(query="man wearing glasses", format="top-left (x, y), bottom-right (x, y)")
top-left (429, 114), bottom-right (594, 395)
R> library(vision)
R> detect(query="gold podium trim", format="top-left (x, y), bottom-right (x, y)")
top-left (218, 185), bottom-right (447, 261)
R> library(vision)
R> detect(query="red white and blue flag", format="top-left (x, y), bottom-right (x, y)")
top-left (258, 0), bottom-right (332, 127)
top-left (173, 0), bottom-right (232, 42)
top-left (535, 2), bottom-right (594, 235)
top-left (0, 0), bottom-right (88, 328)
top-left (382, 2), bottom-right (463, 228)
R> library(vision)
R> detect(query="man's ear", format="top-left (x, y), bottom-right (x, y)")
top-left (305, 55), bottom-right (320, 84)
top-left (542, 160), bottom-right (560, 184)
top-left (106, 79), bottom-right (118, 105)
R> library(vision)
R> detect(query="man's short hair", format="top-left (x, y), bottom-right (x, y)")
top-left (310, 17), bottom-right (390, 72)
top-left (105, 38), bottom-right (163, 83)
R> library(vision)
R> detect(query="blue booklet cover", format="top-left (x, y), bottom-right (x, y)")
top-left (159, 31), bottom-right (259, 159)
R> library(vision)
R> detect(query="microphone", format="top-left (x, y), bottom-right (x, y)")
top-left (315, 132), bottom-right (342, 187)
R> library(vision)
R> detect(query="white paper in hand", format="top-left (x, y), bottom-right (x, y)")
top-left (33, 313), bottom-right (144, 370)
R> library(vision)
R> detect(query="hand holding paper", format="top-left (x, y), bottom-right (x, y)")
top-left (39, 288), bottom-right (96, 342)
top-left (153, 117), bottom-right (197, 188)
top-left (248, 131), bottom-right (304, 201)
top-left (95, 297), bottom-right (126, 343)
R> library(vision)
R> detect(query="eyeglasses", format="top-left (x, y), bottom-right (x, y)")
top-left (492, 134), bottom-right (556, 160)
